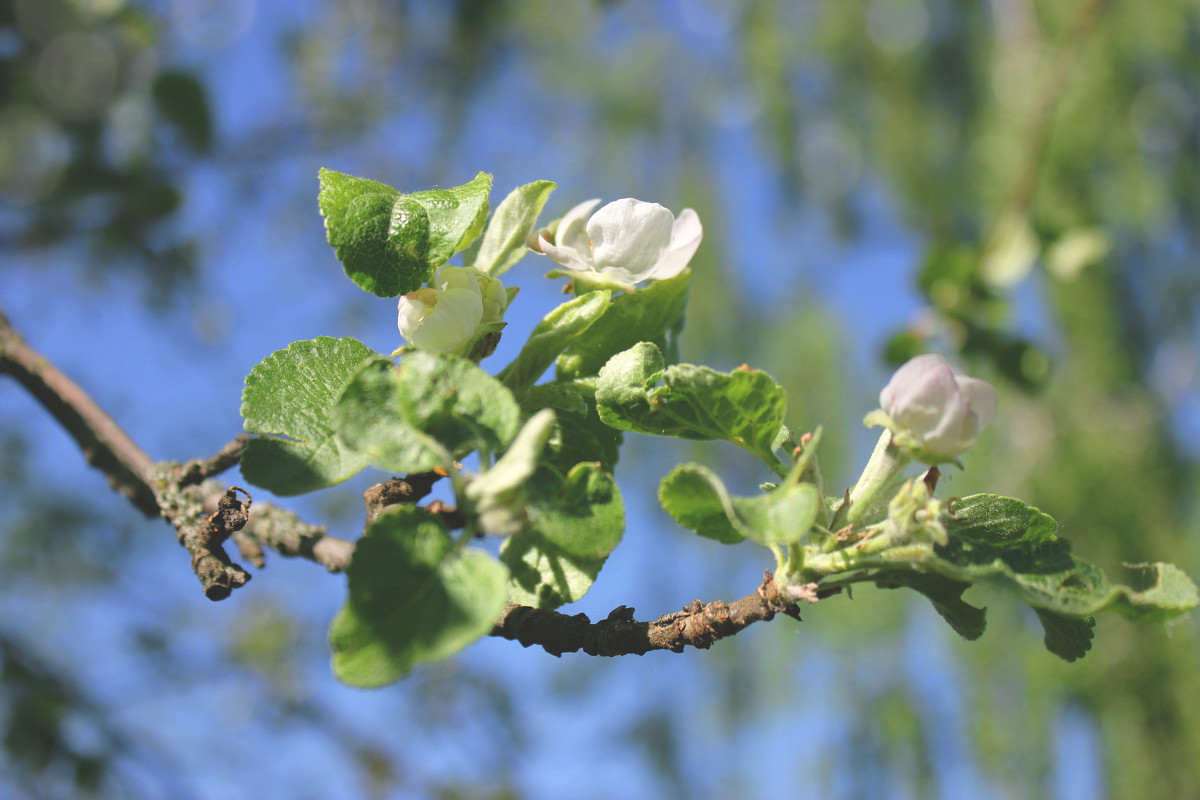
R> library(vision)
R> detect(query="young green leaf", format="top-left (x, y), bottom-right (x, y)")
top-left (519, 384), bottom-right (588, 417)
top-left (538, 379), bottom-right (623, 474)
top-left (555, 270), bottom-right (690, 380)
top-left (333, 351), bottom-right (520, 474)
top-left (497, 290), bottom-right (612, 398)
top-left (927, 494), bottom-right (1200, 627)
top-left (659, 463), bottom-right (819, 546)
top-left (596, 342), bottom-right (789, 467)
top-left (500, 463), bottom-right (624, 609)
top-left (240, 337), bottom-right (377, 495)
top-left (875, 571), bottom-right (988, 641)
top-left (1096, 562), bottom-right (1200, 623)
top-left (318, 169), bottom-right (430, 297)
top-left (473, 179), bottom-right (556, 277)
top-left (1032, 608), bottom-right (1094, 662)
top-left (466, 409), bottom-right (557, 537)
top-left (318, 169), bottom-right (492, 297)
top-left (943, 493), bottom-right (1058, 546)
top-left (329, 507), bottom-right (508, 687)
top-left (406, 172), bottom-right (494, 263)
top-left (658, 464), bottom-right (743, 544)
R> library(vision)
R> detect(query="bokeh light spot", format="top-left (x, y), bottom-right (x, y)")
top-left (37, 32), bottom-right (120, 120)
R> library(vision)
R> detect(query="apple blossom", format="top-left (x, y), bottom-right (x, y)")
top-left (396, 266), bottom-right (509, 356)
top-left (535, 197), bottom-right (702, 289)
top-left (838, 355), bottom-right (996, 529)
top-left (875, 354), bottom-right (996, 463)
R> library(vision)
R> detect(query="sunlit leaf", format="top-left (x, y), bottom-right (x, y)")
top-left (333, 351), bottom-right (520, 474)
top-left (473, 179), bottom-right (556, 276)
top-left (498, 290), bottom-right (611, 397)
top-left (500, 463), bottom-right (624, 608)
top-left (318, 169), bottom-right (492, 297)
top-left (556, 270), bottom-right (690, 380)
top-left (330, 507), bottom-right (508, 687)
top-left (659, 463), bottom-right (818, 546)
top-left (240, 337), bottom-right (377, 495)
top-left (596, 341), bottom-right (788, 466)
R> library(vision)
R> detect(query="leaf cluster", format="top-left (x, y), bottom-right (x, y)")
top-left (235, 170), bottom-right (1198, 686)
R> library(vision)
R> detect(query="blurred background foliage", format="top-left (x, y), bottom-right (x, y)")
top-left (1, 0), bottom-right (1198, 798)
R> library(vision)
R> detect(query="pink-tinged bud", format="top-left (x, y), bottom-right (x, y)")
top-left (877, 354), bottom-right (996, 462)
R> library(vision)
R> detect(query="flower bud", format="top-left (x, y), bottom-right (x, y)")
top-left (873, 354), bottom-right (996, 463)
top-left (396, 266), bottom-right (509, 356)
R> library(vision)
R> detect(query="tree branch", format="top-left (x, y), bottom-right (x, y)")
top-left (0, 307), bottom-right (356, 598)
top-left (0, 309), bottom-right (159, 516)
top-left (491, 571), bottom-right (802, 657)
top-left (177, 436), bottom-right (249, 488)
top-left (209, 485), bottom-right (355, 574)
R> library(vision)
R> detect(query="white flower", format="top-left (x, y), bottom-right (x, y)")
top-left (397, 266), bottom-right (508, 355)
top-left (535, 197), bottom-right (702, 288)
top-left (876, 354), bottom-right (996, 462)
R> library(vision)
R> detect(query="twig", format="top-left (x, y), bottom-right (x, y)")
top-left (208, 485), bottom-right (355, 573)
top-left (491, 571), bottom-right (801, 657)
top-left (176, 436), bottom-right (249, 487)
top-left (0, 307), bottom-right (353, 598)
top-left (363, 473), bottom-right (439, 527)
top-left (0, 309), bottom-right (158, 516)
top-left (176, 486), bottom-right (253, 601)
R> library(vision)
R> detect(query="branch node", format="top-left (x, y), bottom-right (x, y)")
top-left (363, 473), bottom-right (441, 527)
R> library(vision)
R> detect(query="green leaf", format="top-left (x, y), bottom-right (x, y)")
top-left (875, 571), bottom-right (988, 641)
top-left (1033, 608), bottom-right (1094, 662)
top-left (926, 495), bottom-right (1200, 624)
top-left (152, 70), bottom-right (211, 153)
top-left (500, 463), bottom-right (624, 608)
top-left (944, 494), bottom-right (1059, 547)
top-left (519, 384), bottom-right (588, 417)
top-left (318, 169), bottom-right (430, 297)
top-left (658, 463), bottom-right (819, 546)
top-left (333, 351), bottom-right (520, 473)
top-left (240, 337), bottom-right (377, 495)
top-left (542, 380), bottom-right (623, 474)
top-left (406, 172), bottom-right (494, 263)
top-left (474, 180), bottom-right (556, 276)
top-left (659, 464), bottom-right (743, 544)
top-left (318, 169), bottom-right (492, 297)
top-left (596, 342), bottom-right (789, 466)
top-left (555, 270), bottom-right (691, 380)
top-left (1097, 562), bottom-right (1200, 623)
top-left (498, 290), bottom-right (612, 398)
top-left (330, 507), bottom-right (508, 687)
top-left (466, 409), bottom-right (557, 537)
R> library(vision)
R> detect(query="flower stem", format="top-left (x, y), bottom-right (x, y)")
top-left (837, 430), bottom-right (912, 530)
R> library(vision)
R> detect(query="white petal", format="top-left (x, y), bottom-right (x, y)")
top-left (436, 266), bottom-right (482, 294)
top-left (396, 295), bottom-right (429, 341)
top-left (554, 198), bottom-right (601, 253)
top-left (538, 234), bottom-right (595, 272)
top-left (592, 265), bottom-right (640, 287)
top-left (587, 198), bottom-right (675, 281)
top-left (880, 354), bottom-right (959, 425)
top-left (646, 207), bottom-right (703, 280)
top-left (918, 390), bottom-right (972, 456)
top-left (957, 375), bottom-right (997, 430)
top-left (409, 288), bottom-right (483, 353)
